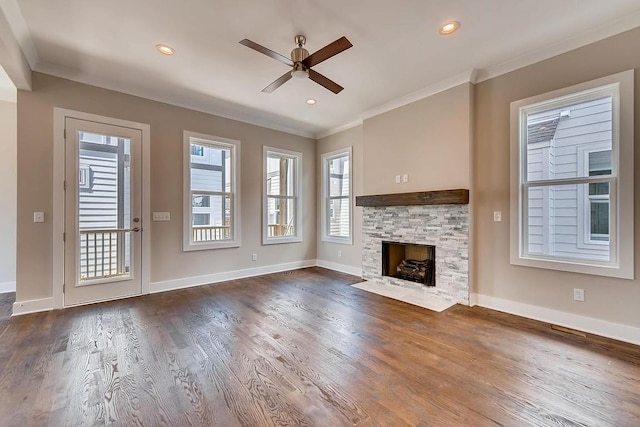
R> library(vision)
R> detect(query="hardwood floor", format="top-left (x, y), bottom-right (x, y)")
top-left (0, 292), bottom-right (15, 320)
top-left (0, 268), bottom-right (638, 426)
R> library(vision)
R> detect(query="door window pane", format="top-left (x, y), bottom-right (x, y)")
top-left (78, 132), bottom-right (132, 281)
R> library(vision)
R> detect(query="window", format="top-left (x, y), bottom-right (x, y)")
top-left (191, 145), bottom-right (204, 156)
top-left (510, 70), bottom-right (634, 278)
top-left (263, 147), bottom-right (302, 244)
top-left (192, 213), bottom-right (210, 226)
top-left (322, 148), bottom-right (352, 244)
top-left (183, 131), bottom-right (240, 250)
top-left (584, 149), bottom-right (611, 243)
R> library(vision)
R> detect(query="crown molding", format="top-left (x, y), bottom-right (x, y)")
top-left (33, 64), bottom-right (318, 139)
top-left (315, 119), bottom-right (362, 140)
top-left (476, 10), bottom-right (640, 83)
top-left (316, 69), bottom-right (477, 139)
top-left (359, 68), bottom-right (477, 121)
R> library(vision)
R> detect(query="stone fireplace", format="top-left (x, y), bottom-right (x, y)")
top-left (356, 190), bottom-right (470, 305)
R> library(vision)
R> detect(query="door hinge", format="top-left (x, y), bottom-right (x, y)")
top-left (63, 232), bottom-right (66, 242)
top-left (63, 180), bottom-right (67, 191)
top-left (64, 128), bottom-right (67, 139)
top-left (63, 283), bottom-right (65, 293)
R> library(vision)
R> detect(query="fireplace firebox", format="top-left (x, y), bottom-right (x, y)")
top-left (382, 241), bottom-right (435, 286)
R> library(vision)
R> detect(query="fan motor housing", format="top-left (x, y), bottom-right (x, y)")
top-left (291, 47), bottom-right (309, 63)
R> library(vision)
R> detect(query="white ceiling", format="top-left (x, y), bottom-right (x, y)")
top-left (4, 0), bottom-right (640, 137)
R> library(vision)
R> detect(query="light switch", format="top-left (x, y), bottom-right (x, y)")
top-left (153, 212), bottom-right (171, 221)
top-left (395, 175), bottom-right (401, 184)
top-left (33, 212), bottom-right (45, 223)
top-left (493, 211), bottom-right (502, 222)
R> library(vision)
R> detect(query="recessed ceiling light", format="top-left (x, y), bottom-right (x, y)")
top-left (156, 44), bottom-right (175, 55)
top-left (439, 21), bottom-right (459, 35)
top-left (306, 99), bottom-right (316, 105)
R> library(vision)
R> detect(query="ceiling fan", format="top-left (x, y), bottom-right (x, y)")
top-left (239, 35), bottom-right (352, 94)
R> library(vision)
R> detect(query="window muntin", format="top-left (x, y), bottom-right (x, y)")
top-left (322, 148), bottom-right (352, 243)
top-left (263, 147), bottom-right (302, 244)
top-left (184, 132), bottom-right (240, 250)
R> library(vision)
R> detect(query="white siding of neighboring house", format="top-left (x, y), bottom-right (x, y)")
top-left (526, 97), bottom-right (611, 261)
top-left (79, 148), bottom-right (120, 276)
top-left (190, 147), bottom-right (225, 226)
top-left (328, 160), bottom-right (350, 237)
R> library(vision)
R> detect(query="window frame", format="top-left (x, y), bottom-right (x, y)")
top-left (183, 131), bottom-right (241, 251)
top-left (509, 70), bottom-right (634, 279)
top-left (262, 146), bottom-right (302, 245)
top-left (321, 147), bottom-right (353, 244)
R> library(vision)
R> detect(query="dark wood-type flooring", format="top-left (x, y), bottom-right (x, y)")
top-left (0, 268), bottom-right (638, 426)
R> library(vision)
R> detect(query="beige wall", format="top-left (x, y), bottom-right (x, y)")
top-left (316, 125), bottom-right (363, 270)
top-left (0, 100), bottom-right (16, 290)
top-left (362, 83), bottom-right (472, 195)
top-left (473, 27), bottom-right (640, 327)
top-left (17, 72), bottom-right (316, 302)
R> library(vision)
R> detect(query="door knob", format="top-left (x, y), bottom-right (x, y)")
top-left (132, 227), bottom-right (141, 232)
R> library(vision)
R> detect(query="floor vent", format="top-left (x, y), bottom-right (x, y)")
top-left (550, 324), bottom-right (587, 338)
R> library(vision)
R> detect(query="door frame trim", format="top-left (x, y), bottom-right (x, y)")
top-left (53, 108), bottom-right (151, 309)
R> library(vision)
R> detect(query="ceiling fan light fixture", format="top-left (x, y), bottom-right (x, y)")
top-left (439, 21), bottom-right (460, 35)
top-left (306, 99), bottom-right (316, 105)
top-left (291, 63), bottom-right (309, 79)
top-left (156, 43), bottom-right (175, 55)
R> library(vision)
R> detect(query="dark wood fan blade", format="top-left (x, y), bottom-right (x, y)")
top-left (239, 39), bottom-right (293, 66)
top-left (308, 69), bottom-right (343, 94)
top-left (262, 71), bottom-right (293, 93)
top-left (303, 36), bottom-right (352, 68)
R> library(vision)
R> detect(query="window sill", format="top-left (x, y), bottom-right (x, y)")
top-left (263, 236), bottom-right (302, 245)
top-left (510, 253), bottom-right (633, 280)
top-left (321, 236), bottom-right (353, 245)
top-left (183, 240), bottom-right (240, 251)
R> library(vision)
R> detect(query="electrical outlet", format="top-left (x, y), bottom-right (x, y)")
top-left (493, 211), bottom-right (502, 222)
top-left (402, 174), bottom-right (409, 183)
top-left (395, 175), bottom-right (401, 184)
top-left (252, 253), bottom-right (257, 261)
top-left (338, 250), bottom-right (342, 257)
top-left (573, 288), bottom-right (585, 302)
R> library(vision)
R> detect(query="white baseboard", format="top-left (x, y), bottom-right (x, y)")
top-left (0, 281), bottom-right (16, 293)
top-left (150, 259), bottom-right (317, 293)
top-left (12, 297), bottom-right (54, 316)
top-left (471, 293), bottom-right (640, 346)
top-left (316, 259), bottom-right (363, 277)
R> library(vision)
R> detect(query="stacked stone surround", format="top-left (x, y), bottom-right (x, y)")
top-left (362, 204), bottom-right (469, 304)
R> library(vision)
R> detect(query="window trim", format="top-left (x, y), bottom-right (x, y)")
top-left (262, 146), bottom-right (302, 245)
top-left (183, 131), bottom-right (241, 251)
top-left (509, 70), bottom-right (634, 279)
top-left (321, 147), bottom-right (353, 245)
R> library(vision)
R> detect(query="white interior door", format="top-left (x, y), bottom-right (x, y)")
top-left (64, 118), bottom-right (142, 306)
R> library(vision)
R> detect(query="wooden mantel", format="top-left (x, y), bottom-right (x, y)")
top-left (355, 189), bottom-right (469, 207)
